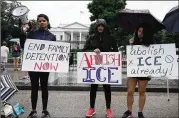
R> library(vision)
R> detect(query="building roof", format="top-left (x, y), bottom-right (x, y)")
top-left (62, 22), bottom-right (89, 29)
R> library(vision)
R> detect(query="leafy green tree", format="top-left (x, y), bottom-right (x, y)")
top-left (1, 0), bottom-right (21, 43)
top-left (154, 30), bottom-right (179, 48)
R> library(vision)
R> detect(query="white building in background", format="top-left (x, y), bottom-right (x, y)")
top-left (50, 22), bottom-right (90, 49)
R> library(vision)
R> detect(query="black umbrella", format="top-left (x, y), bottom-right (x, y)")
top-left (1, 74), bottom-right (18, 101)
top-left (162, 6), bottom-right (179, 33)
top-left (115, 9), bottom-right (165, 33)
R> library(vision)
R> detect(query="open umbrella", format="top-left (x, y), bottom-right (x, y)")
top-left (163, 6), bottom-right (179, 101)
top-left (162, 6), bottom-right (179, 32)
top-left (115, 9), bottom-right (165, 33)
top-left (0, 74), bottom-right (18, 101)
top-left (9, 38), bottom-right (20, 45)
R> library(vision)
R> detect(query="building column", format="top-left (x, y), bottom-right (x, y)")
top-left (71, 31), bottom-right (74, 41)
top-left (62, 32), bottom-right (65, 41)
top-left (79, 31), bottom-right (82, 49)
top-left (70, 31), bottom-right (73, 49)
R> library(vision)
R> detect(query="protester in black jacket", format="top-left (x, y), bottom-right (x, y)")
top-left (83, 19), bottom-right (118, 118)
top-left (20, 14), bottom-right (56, 118)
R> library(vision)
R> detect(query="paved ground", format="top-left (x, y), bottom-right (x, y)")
top-left (8, 91), bottom-right (178, 118)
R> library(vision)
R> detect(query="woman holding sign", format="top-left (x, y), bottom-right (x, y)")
top-left (122, 23), bottom-right (154, 118)
top-left (20, 14), bottom-right (56, 118)
top-left (82, 19), bottom-right (118, 118)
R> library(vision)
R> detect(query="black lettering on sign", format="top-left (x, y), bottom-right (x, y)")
top-left (154, 56), bottom-right (161, 65)
top-left (28, 43), bottom-right (34, 50)
top-left (31, 53), bottom-right (36, 60)
top-left (28, 43), bottom-right (45, 51)
top-left (130, 66), bottom-right (169, 77)
top-left (25, 53), bottom-right (31, 59)
top-left (25, 52), bottom-right (69, 62)
top-left (40, 44), bottom-right (45, 50)
top-left (165, 55), bottom-right (174, 63)
top-left (137, 57), bottom-right (144, 66)
top-left (145, 57), bottom-right (151, 66)
top-left (57, 45), bottom-right (65, 53)
top-left (130, 45), bottom-right (165, 56)
top-left (137, 56), bottom-right (162, 66)
top-left (48, 44), bottom-right (70, 53)
top-left (128, 60), bottom-right (133, 66)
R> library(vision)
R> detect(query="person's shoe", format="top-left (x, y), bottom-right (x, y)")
top-left (138, 112), bottom-right (145, 118)
top-left (20, 76), bottom-right (29, 80)
top-left (41, 110), bottom-right (50, 118)
top-left (27, 111), bottom-right (37, 118)
top-left (86, 108), bottom-right (95, 117)
top-left (106, 109), bottom-right (114, 118)
top-left (122, 110), bottom-right (133, 118)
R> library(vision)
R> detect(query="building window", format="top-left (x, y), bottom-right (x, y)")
top-left (77, 36), bottom-right (79, 41)
top-left (60, 35), bottom-right (63, 40)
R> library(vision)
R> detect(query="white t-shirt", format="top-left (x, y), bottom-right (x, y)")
top-left (1, 46), bottom-right (9, 57)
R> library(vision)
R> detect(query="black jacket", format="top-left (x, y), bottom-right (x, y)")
top-left (20, 29), bottom-right (56, 49)
top-left (82, 33), bottom-right (118, 52)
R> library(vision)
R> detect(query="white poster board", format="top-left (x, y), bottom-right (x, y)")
top-left (127, 43), bottom-right (178, 79)
top-left (77, 52), bottom-right (122, 84)
top-left (22, 39), bottom-right (70, 73)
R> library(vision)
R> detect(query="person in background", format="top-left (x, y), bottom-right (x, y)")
top-left (122, 23), bottom-right (154, 118)
top-left (1, 41), bottom-right (9, 71)
top-left (20, 14), bottom-right (56, 118)
top-left (12, 42), bottom-right (21, 71)
top-left (82, 19), bottom-right (118, 118)
top-left (19, 20), bottom-right (32, 80)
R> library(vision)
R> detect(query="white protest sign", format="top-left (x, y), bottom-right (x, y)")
top-left (77, 52), bottom-right (122, 84)
top-left (127, 43), bottom-right (178, 79)
top-left (22, 39), bottom-right (70, 73)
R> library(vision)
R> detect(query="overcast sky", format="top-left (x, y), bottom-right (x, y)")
top-left (19, 1), bottom-right (178, 27)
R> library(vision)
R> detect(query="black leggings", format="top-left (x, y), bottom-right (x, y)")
top-left (90, 84), bottom-right (111, 109)
top-left (28, 72), bottom-right (49, 110)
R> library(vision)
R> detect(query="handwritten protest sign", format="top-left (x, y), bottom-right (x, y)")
top-left (127, 43), bottom-right (178, 79)
top-left (77, 52), bottom-right (122, 84)
top-left (22, 39), bottom-right (70, 73)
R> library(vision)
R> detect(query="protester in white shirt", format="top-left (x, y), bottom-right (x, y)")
top-left (1, 42), bottom-right (9, 71)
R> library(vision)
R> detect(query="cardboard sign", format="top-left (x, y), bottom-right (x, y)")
top-left (127, 43), bottom-right (178, 79)
top-left (22, 39), bottom-right (70, 73)
top-left (77, 52), bottom-right (122, 84)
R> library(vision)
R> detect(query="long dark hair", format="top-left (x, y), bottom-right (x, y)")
top-left (37, 14), bottom-right (51, 29)
top-left (133, 23), bottom-right (154, 46)
top-left (93, 24), bottom-right (110, 42)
